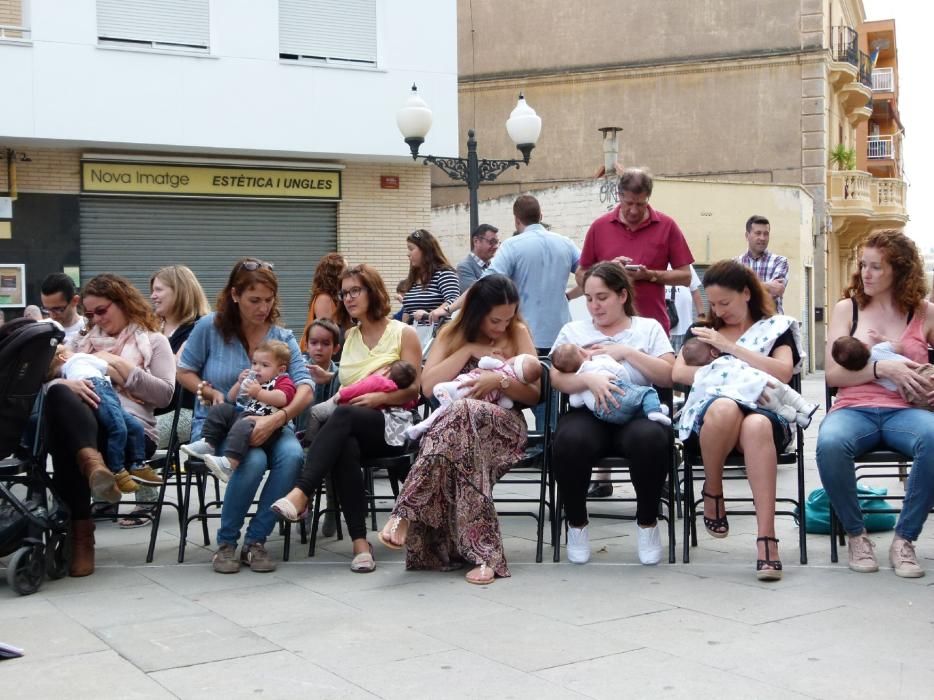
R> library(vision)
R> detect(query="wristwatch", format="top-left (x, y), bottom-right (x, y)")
top-left (500, 375), bottom-right (511, 390)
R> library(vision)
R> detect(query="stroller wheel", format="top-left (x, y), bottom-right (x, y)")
top-left (7, 545), bottom-right (45, 595)
top-left (46, 531), bottom-right (71, 580)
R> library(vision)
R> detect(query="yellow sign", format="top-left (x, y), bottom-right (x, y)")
top-left (81, 161), bottom-right (341, 200)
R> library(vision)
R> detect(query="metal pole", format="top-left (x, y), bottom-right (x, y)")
top-left (466, 129), bottom-right (480, 243)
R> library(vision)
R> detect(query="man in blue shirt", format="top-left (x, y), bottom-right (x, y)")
top-left (485, 195), bottom-right (580, 353)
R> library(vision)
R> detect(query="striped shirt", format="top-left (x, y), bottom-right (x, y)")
top-left (735, 250), bottom-right (789, 314)
top-left (401, 268), bottom-right (460, 317)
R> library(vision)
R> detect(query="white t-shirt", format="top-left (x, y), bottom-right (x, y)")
top-left (665, 265), bottom-right (702, 336)
top-left (62, 316), bottom-right (87, 344)
top-left (550, 316), bottom-right (673, 387)
top-left (62, 352), bottom-right (108, 382)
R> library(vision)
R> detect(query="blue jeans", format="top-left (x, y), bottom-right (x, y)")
top-left (817, 406), bottom-right (934, 540)
top-left (217, 426), bottom-right (303, 547)
top-left (593, 381), bottom-right (662, 425)
top-left (91, 377), bottom-right (146, 473)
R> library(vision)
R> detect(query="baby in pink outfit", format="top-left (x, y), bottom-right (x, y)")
top-left (405, 354), bottom-right (541, 440)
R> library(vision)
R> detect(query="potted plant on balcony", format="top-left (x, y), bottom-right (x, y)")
top-left (829, 143), bottom-right (857, 171)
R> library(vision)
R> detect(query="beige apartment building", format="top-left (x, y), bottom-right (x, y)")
top-left (439, 0), bottom-right (908, 368)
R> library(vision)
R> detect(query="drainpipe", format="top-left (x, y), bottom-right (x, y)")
top-left (6, 149), bottom-right (17, 201)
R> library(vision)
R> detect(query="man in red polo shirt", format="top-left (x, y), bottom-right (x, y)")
top-left (577, 168), bottom-right (694, 334)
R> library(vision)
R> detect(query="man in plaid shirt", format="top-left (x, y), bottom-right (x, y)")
top-left (735, 215), bottom-right (789, 314)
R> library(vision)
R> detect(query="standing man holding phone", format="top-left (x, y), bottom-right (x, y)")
top-left (577, 168), bottom-right (694, 335)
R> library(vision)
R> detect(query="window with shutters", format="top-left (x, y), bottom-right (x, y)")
top-left (279, 0), bottom-right (377, 67)
top-left (96, 0), bottom-right (209, 52)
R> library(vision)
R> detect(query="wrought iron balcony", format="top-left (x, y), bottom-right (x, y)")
top-left (871, 68), bottom-right (894, 92)
top-left (831, 26), bottom-right (858, 66)
top-left (868, 136), bottom-right (894, 159)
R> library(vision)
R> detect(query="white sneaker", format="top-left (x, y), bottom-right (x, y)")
top-left (203, 454), bottom-right (232, 483)
top-left (181, 439), bottom-right (214, 458)
top-left (566, 525), bottom-right (591, 564)
top-left (637, 524), bottom-right (663, 565)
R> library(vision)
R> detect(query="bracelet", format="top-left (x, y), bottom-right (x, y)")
top-left (196, 380), bottom-right (211, 407)
top-left (873, 361), bottom-right (879, 379)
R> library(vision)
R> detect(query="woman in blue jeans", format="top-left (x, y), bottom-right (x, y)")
top-left (178, 258), bottom-right (313, 574)
top-left (818, 230), bottom-right (934, 579)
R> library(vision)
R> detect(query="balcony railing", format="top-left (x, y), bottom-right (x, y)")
top-left (868, 136), bottom-right (894, 159)
top-left (858, 51), bottom-right (873, 89)
top-left (872, 178), bottom-right (907, 212)
top-left (830, 170), bottom-right (872, 205)
top-left (831, 26), bottom-right (858, 66)
top-left (872, 67), bottom-right (894, 92)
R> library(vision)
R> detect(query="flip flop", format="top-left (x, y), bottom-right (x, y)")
top-left (465, 563), bottom-right (495, 585)
top-left (118, 507), bottom-right (154, 529)
top-left (377, 515), bottom-right (405, 550)
top-left (350, 543), bottom-right (376, 573)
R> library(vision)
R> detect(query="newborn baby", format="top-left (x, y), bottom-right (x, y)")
top-left (551, 343), bottom-right (670, 426)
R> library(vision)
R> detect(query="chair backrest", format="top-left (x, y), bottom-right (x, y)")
top-left (0, 320), bottom-right (65, 457)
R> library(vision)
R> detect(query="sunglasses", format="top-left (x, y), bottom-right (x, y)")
top-left (239, 259), bottom-right (274, 272)
top-left (85, 302), bottom-right (113, 319)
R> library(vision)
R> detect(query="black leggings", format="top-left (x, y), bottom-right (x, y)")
top-left (295, 405), bottom-right (404, 540)
top-left (551, 408), bottom-right (670, 527)
top-left (45, 383), bottom-right (156, 519)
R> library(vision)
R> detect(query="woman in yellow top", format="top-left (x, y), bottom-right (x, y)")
top-left (273, 264), bottom-right (421, 572)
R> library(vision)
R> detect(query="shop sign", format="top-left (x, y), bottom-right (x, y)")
top-left (81, 161), bottom-right (341, 200)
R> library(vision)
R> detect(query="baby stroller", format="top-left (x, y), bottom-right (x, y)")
top-left (0, 318), bottom-right (68, 595)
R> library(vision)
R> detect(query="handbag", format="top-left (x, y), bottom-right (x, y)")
top-left (665, 287), bottom-right (679, 330)
top-left (800, 485), bottom-right (897, 534)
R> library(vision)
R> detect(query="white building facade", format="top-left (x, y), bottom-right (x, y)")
top-left (0, 0), bottom-right (458, 329)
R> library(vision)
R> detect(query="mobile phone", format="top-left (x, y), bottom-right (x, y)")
top-left (624, 264), bottom-right (642, 271)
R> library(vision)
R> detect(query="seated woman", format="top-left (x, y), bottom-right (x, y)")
top-left (120, 264), bottom-right (211, 528)
top-left (673, 260), bottom-right (804, 581)
top-left (817, 230), bottom-right (934, 578)
top-left (177, 259), bottom-right (313, 574)
top-left (272, 264), bottom-right (422, 573)
top-left (550, 262), bottom-right (675, 567)
top-left (377, 274), bottom-right (540, 585)
top-left (45, 274), bottom-right (176, 577)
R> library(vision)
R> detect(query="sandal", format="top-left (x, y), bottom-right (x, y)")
top-left (465, 563), bottom-right (495, 585)
top-left (118, 507), bottom-right (155, 529)
top-left (350, 543), bottom-right (376, 573)
top-left (377, 515), bottom-right (405, 550)
top-left (271, 497), bottom-right (307, 523)
top-left (701, 485), bottom-right (729, 538)
top-left (756, 536), bottom-right (783, 581)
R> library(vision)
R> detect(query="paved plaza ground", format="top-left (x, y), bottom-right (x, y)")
top-left (1, 371), bottom-right (932, 699)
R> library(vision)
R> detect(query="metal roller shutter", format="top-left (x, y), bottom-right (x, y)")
top-left (80, 197), bottom-right (337, 335)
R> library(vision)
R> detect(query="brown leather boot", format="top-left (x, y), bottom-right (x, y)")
top-left (69, 519), bottom-right (95, 577)
top-left (76, 447), bottom-right (121, 504)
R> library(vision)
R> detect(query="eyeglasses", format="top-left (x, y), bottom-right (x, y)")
top-left (338, 286), bottom-right (365, 301)
top-left (42, 304), bottom-right (69, 315)
top-left (239, 259), bottom-right (274, 272)
top-left (85, 302), bottom-right (113, 319)
top-left (481, 237), bottom-right (499, 246)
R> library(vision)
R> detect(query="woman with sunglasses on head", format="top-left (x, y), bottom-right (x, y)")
top-left (401, 229), bottom-right (460, 326)
top-left (272, 264), bottom-right (422, 573)
top-left (44, 274), bottom-right (176, 577)
top-left (177, 258), bottom-right (314, 574)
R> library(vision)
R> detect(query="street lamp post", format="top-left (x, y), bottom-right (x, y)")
top-left (396, 84), bottom-right (542, 242)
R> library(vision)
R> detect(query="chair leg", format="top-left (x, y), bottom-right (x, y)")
top-left (552, 488), bottom-right (563, 563)
top-left (366, 469), bottom-right (378, 533)
top-left (177, 469), bottom-right (194, 563)
top-left (308, 483), bottom-right (323, 557)
top-left (196, 473), bottom-right (210, 546)
top-left (535, 462), bottom-right (546, 564)
top-left (829, 507), bottom-right (839, 563)
top-left (283, 521), bottom-right (291, 562)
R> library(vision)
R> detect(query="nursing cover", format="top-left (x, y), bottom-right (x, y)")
top-left (676, 315), bottom-right (805, 440)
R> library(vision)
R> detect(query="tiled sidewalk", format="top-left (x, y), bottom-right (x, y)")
top-left (1, 371), bottom-right (932, 699)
